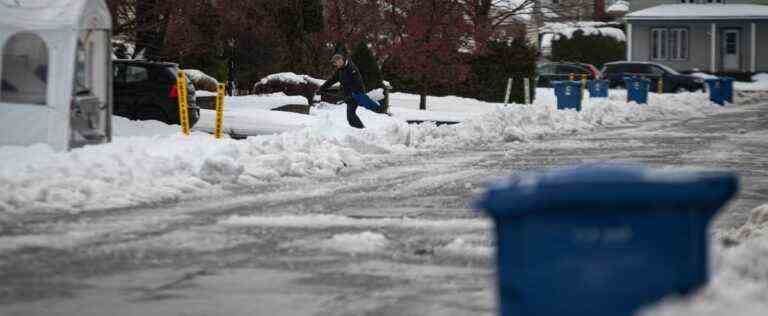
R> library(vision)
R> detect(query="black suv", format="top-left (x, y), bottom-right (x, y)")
top-left (113, 60), bottom-right (199, 126)
top-left (536, 62), bottom-right (600, 87)
top-left (600, 62), bottom-right (705, 93)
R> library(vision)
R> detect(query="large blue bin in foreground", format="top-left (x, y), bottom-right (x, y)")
top-left (552, 80), bottom-right (582, 111)
top-left (624, 77), bottom-right (650, 104)
top-left (587, 80), bottom-right (609, 98)
top-left (476, 165), bottom-right (738, 316)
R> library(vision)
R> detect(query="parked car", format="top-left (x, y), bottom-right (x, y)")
top-left (536, 62), bottom-right (600, 87)
top-left (600, 62), bottom-right (705, 93)
top-left (113, 60), bottom-right (199, 126)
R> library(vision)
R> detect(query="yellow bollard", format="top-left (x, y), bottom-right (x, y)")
top-left (658, 77), bottom-right (664, 95)
top-left (215, 83), bottom-right (225, 139)
top-left (176, 70), bottom-right (191, 136)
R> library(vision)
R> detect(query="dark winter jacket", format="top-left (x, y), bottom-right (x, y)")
top-left (319, 61), bottom-right (365, 96)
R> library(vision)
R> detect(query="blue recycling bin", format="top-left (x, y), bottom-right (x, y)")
top-left (705, 78), bottom-right (725, 106)
top-left (624, 77), bottom-right (650, 104)
top-left (720, 77), bottom-right (735, 104)
top-left (476, 165), bottom-right (738, 316)
top-left (552, 80), bottom-right (582, 111)
top-left (587, 80), bottom-right (609, 98)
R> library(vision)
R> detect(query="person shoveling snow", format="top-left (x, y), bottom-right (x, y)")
top-left (317, 54), bottom-right (384, 129)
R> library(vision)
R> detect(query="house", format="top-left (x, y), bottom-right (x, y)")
top-left (624, 3), bottom-right (768, 73)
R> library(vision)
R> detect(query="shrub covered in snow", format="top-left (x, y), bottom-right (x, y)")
top-left (252, 72), bottom-right (327, 103)
top-left (184, 69), bottom-right (220, 92)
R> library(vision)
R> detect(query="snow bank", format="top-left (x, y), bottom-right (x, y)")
top-left (0, 90), bottom-right (725, 213)
top-left (734, 73), bottom-right (768, 91)
top-left (641, 203), bottom-right (768, 316)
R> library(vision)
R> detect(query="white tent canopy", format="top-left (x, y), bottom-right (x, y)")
top-left (0, 0), bottom-right (112, 151)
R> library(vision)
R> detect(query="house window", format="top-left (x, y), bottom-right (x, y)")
top-left (1, 32), bottom-right (49, 105)
top-left (651, 29), bottom-right (668, 60)
top-left (652, 28), bottom-right (688, 61)
top-left (669, 28), bottom-right (689, 60)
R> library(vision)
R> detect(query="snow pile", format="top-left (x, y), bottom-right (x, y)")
top-left (641, 204), bottom-right (768, 316)
top-left (0, 128), bottom-right (369, 212)
top-left (317, 231), bottom-right (389, 253)
top-left (0, 90), bottom-right (725, 213)
top-left (607, 0), bottom-right (629, 13)
top-left (402, 91), bottom-right (720, 149)
top-left (734, 73), bottom-right (768, 91)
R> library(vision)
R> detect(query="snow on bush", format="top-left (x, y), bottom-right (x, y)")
top-left (184, 69), bottom-right (219, 92)
top-left (252, 72), bottom-right (334, 98)
top-left (0, 91), bottom-right (725, 213)
top-left (541, 22), bottom-right (626, 42)
top-left (640, 203), bottom-right (768, 316)
top-left (607, 0), bottom-right (629, 13)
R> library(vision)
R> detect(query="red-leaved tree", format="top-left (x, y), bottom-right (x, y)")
top-left (380, 0), bottom-right (473, 110)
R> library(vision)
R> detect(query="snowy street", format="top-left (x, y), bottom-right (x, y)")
top-left (2, 94), bottom-right (768, 315)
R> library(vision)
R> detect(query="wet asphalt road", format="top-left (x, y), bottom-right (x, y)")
top-left (1, 96), bottom-right (767, 315)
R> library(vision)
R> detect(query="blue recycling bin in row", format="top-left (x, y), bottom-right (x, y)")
top-left (588, 80), bottom-right (609, 98)
top-left (705, 77), bottom-right (734, 106)
top-left (552, 80), bottom-right (582, 111)
top-left (476, 164), bottom-right (738, 316)
top-left (624, 76), bottom-right (650, 104)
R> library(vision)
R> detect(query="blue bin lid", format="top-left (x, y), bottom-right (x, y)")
top-left (552, 80), bottom-right (581, 87)
top-left (477, 164), bottom-right (738, 218)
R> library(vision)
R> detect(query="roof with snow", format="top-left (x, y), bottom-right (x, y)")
top-left (625, 4), bottom-right (768, 20)
top-left (0, 0), bottom-right (111, 30)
